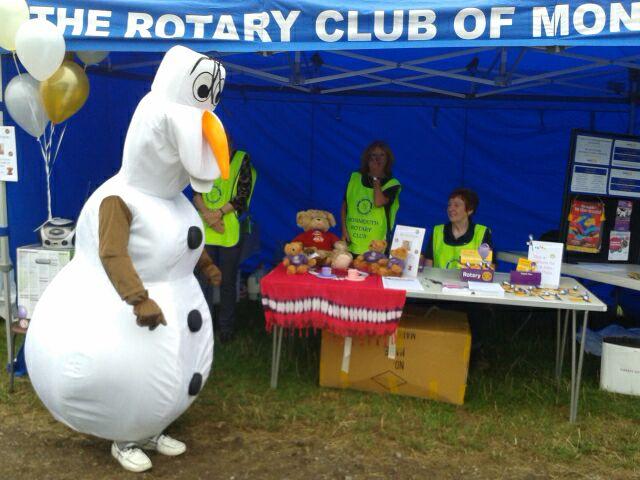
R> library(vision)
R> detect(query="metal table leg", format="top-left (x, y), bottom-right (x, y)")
top-left (570, 311), bottom-right (589, 423)
top-left (556, 310), bottom-right (569, 381)
top-left (570, 310), bottom-right (577, 421)
top-left (9, 330), bottom-right (16, 393)
top-left (270, 325), bottom-right (284, 389)
top-left (555, 310), bottom-right (561, 378)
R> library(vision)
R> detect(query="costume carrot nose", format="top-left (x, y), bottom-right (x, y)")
top-left (202, 110), bottom-right (229, 180)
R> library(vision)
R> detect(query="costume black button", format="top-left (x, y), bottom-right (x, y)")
top-left (189, 373), bottom-right (202, 396)
top-left (187, 310), bottom-right (202, 332)
top-left (187, 226), bottom-right (203, 249)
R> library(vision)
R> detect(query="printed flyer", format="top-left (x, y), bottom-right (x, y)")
top-left (608, 231), bottom-right (631, 261)
top-left (614, 200), bottom-right (633, 231)
top-left (0, 126), bottom-right (18, 182)
top-left (566, 199), bottom-right (605, 253)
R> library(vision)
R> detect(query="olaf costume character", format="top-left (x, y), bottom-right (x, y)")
top-left (25, 46), bottom-right (230, 473)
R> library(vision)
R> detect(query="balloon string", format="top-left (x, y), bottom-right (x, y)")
top-left (50, 122), bottom-right (68, 170)
top-left (44, 125), bottom-right (53, 221)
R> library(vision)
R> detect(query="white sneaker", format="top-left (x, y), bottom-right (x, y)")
top-left (141, 434), bottom-right (187, 456)
top-left (111, 442), bottom-right (152, 473)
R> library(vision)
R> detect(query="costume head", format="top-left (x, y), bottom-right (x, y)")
top-left (120, 45), bottom-right (229, 198)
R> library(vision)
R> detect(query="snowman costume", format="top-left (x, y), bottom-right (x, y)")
top-left (26, 46), bottom-right (229, 473)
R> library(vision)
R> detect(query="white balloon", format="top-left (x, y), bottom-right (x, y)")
top-left (76, 50), bottom-right (109, 65)
top-left (0, 0), bottom-right (29, 51)
top-left (4, 73), bottom-right (49, 138)
top-left (15, 19), bottom-right (66, 81)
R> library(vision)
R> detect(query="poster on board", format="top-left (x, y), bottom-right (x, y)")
top-left (566, 199), bottom-right (605, 253)
top-left (574, 135), bottom-right (612, 166)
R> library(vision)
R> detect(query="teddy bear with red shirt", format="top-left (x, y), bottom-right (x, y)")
top-left (292, 209), bottom-right (341, 265)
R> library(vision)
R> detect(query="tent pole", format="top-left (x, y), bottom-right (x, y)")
top-left (0, 181), bottom-right (14, 369)
top-left (0, 55), bottom-right (14, 368)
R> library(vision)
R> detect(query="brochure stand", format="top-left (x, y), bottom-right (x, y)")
top-left (560, 129), bottom-right (640, 264)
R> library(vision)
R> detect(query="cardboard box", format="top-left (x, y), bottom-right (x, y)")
top-left (319, 306), bottom-right (471, 405)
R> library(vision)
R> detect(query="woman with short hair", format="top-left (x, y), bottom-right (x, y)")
top-left (424, 188), bottom-right (493, 269)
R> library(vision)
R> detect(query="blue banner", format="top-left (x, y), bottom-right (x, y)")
top-left (23, 1), bottom-right (640, 51)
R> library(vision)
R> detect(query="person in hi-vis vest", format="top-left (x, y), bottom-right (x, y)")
top-left (341, 141), bottom-right (401, 255)
top-left (193, 143), bottom-right (256, 344)
top-left (423, 188), bottom-right (493, 269)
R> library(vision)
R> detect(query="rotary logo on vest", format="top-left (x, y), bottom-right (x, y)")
top-left (205, 186), bottom-right (222, 204)
top-left (357, 198), bottom-right (372, 215)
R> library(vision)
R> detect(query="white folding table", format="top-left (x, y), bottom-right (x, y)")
top-left (408, 267), bottom-right (607, 423)
top-left (497, 250), bottom-right (640, 291)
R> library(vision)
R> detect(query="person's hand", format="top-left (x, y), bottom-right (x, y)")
top-left (212, 220), bottom-right (225, 234)
top-left (202, 263), bottom-right (222, 286)
top-left (133, 297), bottom-right (167, 330)
top-left (203, 209), bottom-right (223, 227)
top-left (369, 166), bottom-right (385, 180)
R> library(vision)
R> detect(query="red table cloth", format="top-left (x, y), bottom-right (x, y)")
top-left (260, 265), bottom-right (406, 337)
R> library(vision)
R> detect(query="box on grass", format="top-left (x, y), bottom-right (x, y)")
top-left (600, 337), bottom-right (640, 397)
top-left (319, 305), bottom-right (471, 405)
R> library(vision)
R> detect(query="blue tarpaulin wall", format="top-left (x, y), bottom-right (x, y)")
top-left (3, 0), bottom-right (640, 313)
top-left (3, 60), bottom-right (636, 269)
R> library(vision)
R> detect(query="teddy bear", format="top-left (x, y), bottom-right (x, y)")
top-left (292, 209), bottom-right (341, 265)
top-left (353, 239), bottom-right (388, 273)
top-left (376, 245), bottom-right (409, 277)
top-left (283, 242), bottom-right (316, 274)
top-left (328, 240), bottom-right (353, 270)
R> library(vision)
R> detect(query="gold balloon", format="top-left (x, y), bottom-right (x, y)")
top-left (40, 61), bottom-right (90, 124)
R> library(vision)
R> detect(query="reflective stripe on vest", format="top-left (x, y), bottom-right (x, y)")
top-left (345, 172), bottom-right (401, 255)
top-left (202, 150), bottom-right (247, 247)
top-left (432, 223), bottom-right (487, 269)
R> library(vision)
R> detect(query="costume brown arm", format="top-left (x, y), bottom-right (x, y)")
top-left (98, 195), bottom-right (166, 330)
top-left (196, 248), bottom-right (222, 286)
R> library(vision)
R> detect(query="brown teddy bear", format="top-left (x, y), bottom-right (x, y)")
top-left (376, 245), bottom-right (409, 277)
top-left (328, 240), bottom-right (353, 270)
top-left (353, 239), bottom-right (388, 273)
top-left (282, 242), bottom-right (315, 274)
top-left (292, 209), bottom-right (341, 265)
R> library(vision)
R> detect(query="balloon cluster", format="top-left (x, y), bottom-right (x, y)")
top-left (1, 0), bottom-right (105, 134)
top-left (1, 0), bottom-right (108, 219)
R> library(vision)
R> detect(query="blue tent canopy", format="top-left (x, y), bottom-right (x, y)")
top-left (3, 1), bottom-right (640, 296)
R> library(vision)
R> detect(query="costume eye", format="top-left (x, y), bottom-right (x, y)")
top-left (211, 76), bottom-right (224, 106)
top-left (192, 72), bottom-right (213, 102)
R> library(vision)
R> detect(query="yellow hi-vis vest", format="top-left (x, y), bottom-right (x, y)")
top-left (432, 223), bottom-right (487, 269)
top-left (202, 151), bottom-right (256, 247)
top-left (345, 172), bottom-right (401, 255)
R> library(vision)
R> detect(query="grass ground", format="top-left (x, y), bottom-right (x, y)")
top-left (0, 300), bottom-right (638, 479)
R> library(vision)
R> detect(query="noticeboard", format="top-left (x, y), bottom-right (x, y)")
top-left (561, 129), bottom-right (640, 264)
